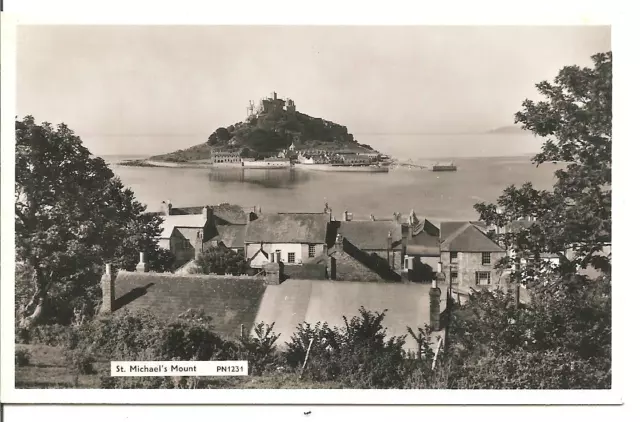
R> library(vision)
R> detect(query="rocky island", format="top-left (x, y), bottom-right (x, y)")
top-left (120, 92), bottom-right (383, 168)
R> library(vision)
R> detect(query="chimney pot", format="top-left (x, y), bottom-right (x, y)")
top-left (136, 252), bottom-right (149, 272)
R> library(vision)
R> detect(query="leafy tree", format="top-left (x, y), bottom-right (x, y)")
top-left (246, 128), bottom-right (289, 154)
top-left (215, 127), bottom-right (231, 143)
top-left (445, 275), bottom-right (611, 389)
top-left (207, 132), bottom-right (218, 146)
top-left (193, 245), bottom-right (249, 275)
top-left (474, 52), bottom-right (612, 282)
top-left (15, 116), bottom-right (174, 326)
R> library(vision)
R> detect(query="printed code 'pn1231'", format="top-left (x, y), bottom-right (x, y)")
top-left (110, 361), bottom-right (248, 376)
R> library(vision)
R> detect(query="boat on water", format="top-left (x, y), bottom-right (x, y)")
top-left (432, 161), bottom-right (457, 172)
top-left (296, 163), bottom-right (390, 173)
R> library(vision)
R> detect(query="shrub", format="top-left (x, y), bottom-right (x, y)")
top-left (64, 348), bottom-right (96, 375)
top-left (15, 349), bottom-right (31, 367)
top-left (23, 324), bottom-right (75, 347)
top-left (238, 322), bottom-right (281, 375)
top-left (286, 307), bottom-right (409, 388)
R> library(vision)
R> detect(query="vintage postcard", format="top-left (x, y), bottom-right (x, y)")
top-left (0, 2), bottom-right (621, 406)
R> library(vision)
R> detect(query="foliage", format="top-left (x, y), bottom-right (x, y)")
top-left (15, 116), bottom-right (174, 326)
top-left (16, 323), bottom-right (76, 348)
top-left (474, 52), bottom-right (612, 282)
top-left (284, 307), bottom-right (411, 388)
top-left (15, 349), bottom-right (31, 367)
top-left (64, 347), bottom-right (96, 375)
top-left (238, 322), bottom-right (281, 375)
top-left (444, 276), bottom-right (611, 389)
top-left (194, 245), bottom-right (249, 275)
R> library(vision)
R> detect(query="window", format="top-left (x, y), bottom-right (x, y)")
top-left (288, 252), bottom-right (296, 263)
top-left (482, 252), bottom-right (491, 265)
top-left (309, 244), bottom-right (316, 258)
top-left (450, 271), bottom-right (458, 284)
top-left (450, 251), bottom-right (458, 262)
top-left (475, 271), bottom-right (491, 285)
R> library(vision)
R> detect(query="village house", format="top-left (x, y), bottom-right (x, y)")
top-left (337, 153), bottom-right (372, 165)
top-left (245, 212), bottom-right (330, 268)
top-left (439, 221), bottom-right (508, 295)
top-left (99, 250), bottom-right (448, 353)
top-left (402, 211), bottom-right (442, 283)
top-left (323, 211), bottom-right (404, 282)
top-left (157, 201), bottom-right (215, 266)
top-left (210, 150), bottom-right (242, 164)
top-left (156, 201), bottom-right (258, 265)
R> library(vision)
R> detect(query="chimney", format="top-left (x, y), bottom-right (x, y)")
top-left (264, 261), bottom-right (281, 285)
top-left (430, 277), bottom-right (442, 331)
top-left (202, 206), bottom-right (210, 221)
top-left (161, 200), bottom-right (172, 216)
top-left (100, 263), bottom-right (116, 313)
top-left (136, 252), bottom-right (149, 273)
top-left (335, 233), bottom-right (344, 251)
top-left (344, 210), bottom-right (349, 221)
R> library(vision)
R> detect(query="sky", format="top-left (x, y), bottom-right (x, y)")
top-left (16, 25), bottom-right (611, 156)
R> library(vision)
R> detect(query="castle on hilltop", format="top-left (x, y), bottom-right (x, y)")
top-left (246, 92), bottom-right (296, 119)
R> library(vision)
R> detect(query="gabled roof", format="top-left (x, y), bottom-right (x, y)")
top-left (406, 219), bottom-right (441, 257)
top-left (211, 204), bottom-right (249, 225)
top-left (245, 213), bottom-right (329, 244)
top-left (113, 271), bottom-right (266, 338)
top-left (254, 279), bottom-right (446, 353)
top-left (160, 214), bottom-right (207, 238)
top-left (330, 220), bottom-right (403, 250)
top-left (211, 225), bottom-right (246, 249)
top-left (440, 222), bottom-right (505, 252)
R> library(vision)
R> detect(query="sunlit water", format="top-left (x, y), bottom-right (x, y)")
top-left (104, 153), bottom-right (560, 223)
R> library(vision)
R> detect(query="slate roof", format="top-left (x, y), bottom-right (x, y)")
top-left (113, 271), bottom-right (265, 338)
top-left (440, 222), bottom-right (505, 252)
top-left (254, 279), bottom-right (447, 352)
top-left (406, 219), bottom-right (441, 257)
top-left (329, 220), bottom-right (403, 250)
top-left (211, 204), bottom-right (249, 225)
top-left (245, 213), bottom-right (329, 244)
top-left (159, 214), bottom-right (207, 238)
top-left (161, 203), bottom-right (250, 225)
top-left (212, 225), bottom-right (246, 249)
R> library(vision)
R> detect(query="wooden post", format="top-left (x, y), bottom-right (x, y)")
top-left (299, 338), bottom-right (315, 379)
top-left (514, 253), bottom-right (521, 310)
top-left (240, 324), bottom-right (245, 338)
top-left (431, 337), bottom-right (443, 371)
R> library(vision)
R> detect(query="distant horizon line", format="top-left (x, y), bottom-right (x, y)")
top-left (80, 129), bottom-right (524, 138)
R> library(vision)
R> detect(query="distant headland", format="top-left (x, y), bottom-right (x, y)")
top-left (487, 125), bottom-right (525, 134)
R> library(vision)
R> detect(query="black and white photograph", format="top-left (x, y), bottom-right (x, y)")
top-left (0, 5), bottom-right (621, 407)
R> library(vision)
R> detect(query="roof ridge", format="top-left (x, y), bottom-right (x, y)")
top-left (468, 223), bottom-right (504, 250)
top-left (441, 221), bottom-right (472, 246)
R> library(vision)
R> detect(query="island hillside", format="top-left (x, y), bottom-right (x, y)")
top-left (148, 93), bottom-right (377, 163)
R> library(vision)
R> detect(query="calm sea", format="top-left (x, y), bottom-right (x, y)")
top-left (104, 146), bottom-right (559, 223)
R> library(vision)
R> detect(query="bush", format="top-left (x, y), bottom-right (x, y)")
top-left (19, 324), bottom-right (75, 347)
top-left (64, 348), bottom-right (96, 375)
top-left (238, 322), bottom-right (281, 375)
top-left (285, 307), bottom-right (411, 388)
top-left (15, 349), bottom-right (31, 367)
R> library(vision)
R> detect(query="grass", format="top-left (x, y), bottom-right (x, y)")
top-left (15, 344), bottom-right (106, 389)
top-left (14, 343), bottom-right (342, 389)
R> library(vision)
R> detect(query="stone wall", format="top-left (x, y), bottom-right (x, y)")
top-left (441, 250), bottom-right (507, 293)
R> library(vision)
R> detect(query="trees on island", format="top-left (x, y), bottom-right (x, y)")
top-left (15, 116), bottom-right (175, 326)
